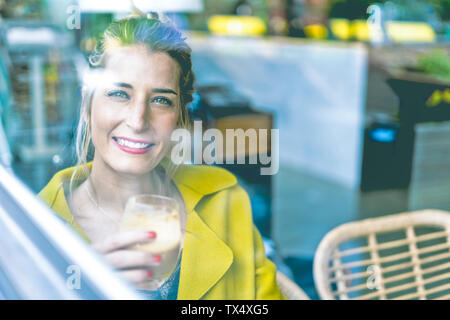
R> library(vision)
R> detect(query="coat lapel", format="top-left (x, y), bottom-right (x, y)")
top-left (172, 164), bottom-right (237, 300)
top-left (177, 208), bottom-right (234, 300)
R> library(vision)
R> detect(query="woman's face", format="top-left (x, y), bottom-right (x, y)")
top-left (89, 45), bottom-right (181, 175)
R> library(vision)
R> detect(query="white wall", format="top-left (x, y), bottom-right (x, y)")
top-left (190, 36), bottom-right (368, 189)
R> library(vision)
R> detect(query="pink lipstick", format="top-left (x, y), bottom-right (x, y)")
top-left (112, 136), bottom-right (154, 155)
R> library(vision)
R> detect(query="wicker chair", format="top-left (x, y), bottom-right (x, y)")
top-left (276, 270), bottom-right (310, 300)
top-left (313, 210), bottom-right (450, 300)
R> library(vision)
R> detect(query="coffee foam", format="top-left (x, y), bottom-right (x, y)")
top-left (121, 209), bottom-right (181, 253)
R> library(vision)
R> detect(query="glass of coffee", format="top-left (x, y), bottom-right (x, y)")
top-left (120, 194), bottom-right (182, 291)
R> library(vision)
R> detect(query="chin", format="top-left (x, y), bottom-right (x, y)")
top-left (111, 157), bottom-right (160, 176)
top-left (106, 141), bottom-right (167, 175)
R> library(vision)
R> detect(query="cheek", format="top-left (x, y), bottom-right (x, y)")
top-left (90, 97), bottom-right (117, 143)
top-left (152, 110), bottom-right (179, 139)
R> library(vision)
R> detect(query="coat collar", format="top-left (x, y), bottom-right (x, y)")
top-left (40, 160), bottom-right (237, 299)
top-left (43, 160), bottom-right (237, 215)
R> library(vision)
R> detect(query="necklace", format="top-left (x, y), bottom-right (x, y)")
top-left (84, 181), bottom-right (121, 226)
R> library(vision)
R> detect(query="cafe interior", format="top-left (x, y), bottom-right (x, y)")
top-left (0, 0), bottom-right (449, 300)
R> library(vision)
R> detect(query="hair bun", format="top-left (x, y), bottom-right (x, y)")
top-left (129, 0), bottom-right (161, 21)
top-left (146, 12), bottom-right (159, 20)
top-left (125, 10), bottom-right (165, 23)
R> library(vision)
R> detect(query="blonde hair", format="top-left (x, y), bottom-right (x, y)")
top-left (69, 13), bottom-right (195, 196)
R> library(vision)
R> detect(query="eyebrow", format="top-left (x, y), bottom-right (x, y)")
top-left (113, 82), bottom-right (133, 89)
top-left (113, 82), bottom-right (178, 95)
top-left (152, 88), bottom-right (178, 95)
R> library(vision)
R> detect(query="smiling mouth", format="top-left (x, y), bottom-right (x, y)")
top-left (112, 137), bottom-right (154, 149)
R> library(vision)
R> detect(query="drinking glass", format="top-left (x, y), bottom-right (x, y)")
top-left (120, 194), bottom-right (182, 291)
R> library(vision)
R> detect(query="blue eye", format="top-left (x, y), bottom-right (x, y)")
top-left (106, 90), bottom-right (130, 100)
top-left (152, 96), bottom-right (173, 106)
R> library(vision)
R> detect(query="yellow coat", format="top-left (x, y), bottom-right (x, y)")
top-left (38, 163), bottom-right (285, 300)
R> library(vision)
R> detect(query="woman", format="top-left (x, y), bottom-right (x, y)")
top-left (38, 14), bottom-right (284, 300)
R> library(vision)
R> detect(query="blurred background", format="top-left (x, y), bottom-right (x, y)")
top-left (0, 0), bottom-right (449, 299)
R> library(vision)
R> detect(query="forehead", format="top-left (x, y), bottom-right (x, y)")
top-left (103, 45), bottom-right (180, 90)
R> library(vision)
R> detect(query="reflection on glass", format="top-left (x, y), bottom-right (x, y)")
top-left (120, 194), bottom-right (182, 291)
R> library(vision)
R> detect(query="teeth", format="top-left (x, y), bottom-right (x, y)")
top-left (116, 138), bottom-right (151, 149)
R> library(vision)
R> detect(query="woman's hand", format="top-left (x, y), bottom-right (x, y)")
top-left (91, 230), bottom-right (161, 285)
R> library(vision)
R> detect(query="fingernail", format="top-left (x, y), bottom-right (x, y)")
top-left (146, 270), bottom-right (153, 278)
top-left (147, 231), bottom-right (156, 239)
top-left (153, 254), bottom-right (161, 263)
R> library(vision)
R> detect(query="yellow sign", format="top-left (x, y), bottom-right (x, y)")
top-left (208, 15), bottom-right (267, 36)
top-left (386, 22), bottom-right (436, 43)
top-left (426, 89), bottom-right (450, 107)
top-left (330, 19), bottom-right (436, 43)
top-left (304, 24), bottom-right (328, 39)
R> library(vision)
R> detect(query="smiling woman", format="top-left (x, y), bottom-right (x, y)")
top-left (37, 13), bottom-right (285, 300)
top-left (90, 48), bottom-right (180, 177)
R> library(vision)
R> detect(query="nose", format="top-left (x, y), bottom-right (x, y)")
top-left (125, 95), bottom-right (150, 132)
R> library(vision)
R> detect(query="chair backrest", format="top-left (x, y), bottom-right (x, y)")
top-left (313, 210), bottom-right (450, 300)
top-left (276, 270), bottom-right (310, 300)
